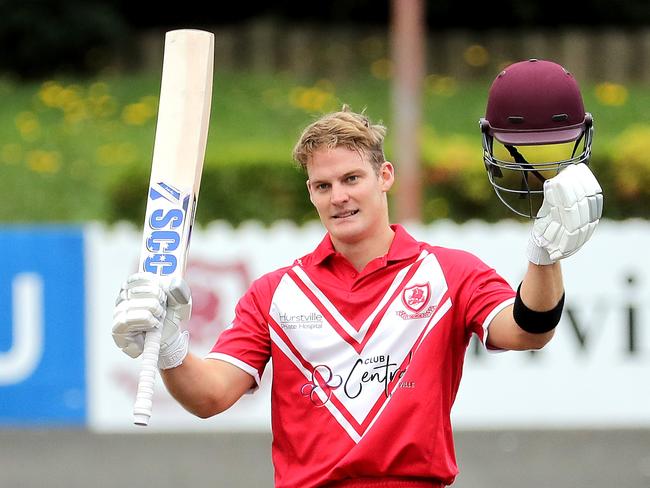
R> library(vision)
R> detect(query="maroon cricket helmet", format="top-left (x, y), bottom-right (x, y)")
top-left (482, 59), bottom-right (589, 145)
top-left (479, 59), bottom-right (594, 218)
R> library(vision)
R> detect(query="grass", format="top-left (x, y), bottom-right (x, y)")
top-left (0, 69), bottom-right (648, 222)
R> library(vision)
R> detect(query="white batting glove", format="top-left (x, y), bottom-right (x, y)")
top-left (112, 273), bottom-right (192, 370)
top-left (527, 163), bottom-right (603, 265)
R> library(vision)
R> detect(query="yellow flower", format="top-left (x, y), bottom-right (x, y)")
top-left (89, 94), bottom-right (117, 119)
top-left (59, 85), bottom-right (84, 113)
top-left (15, 111), bottom-right (41, 141)
top-left (26, 150), bottom-right (61, 174)
top-left (88, 82), bottom-right (117, 119)
top-left (611, 124), bottom-right (650, 198)
top-left (425, 75), bottom-right (457, 97)
top-left (289, 86), bottom-right (336, 113)
top-left (595, 82), bottom-right (628, 106)
top-left (122, 97), bottom-right (157, 125)
top-left (63, 99), bottom-right (88, 124)
top-left (39, 81), bottom-right (64, 108)
top-left (464, 45), bottom-right (489, 67)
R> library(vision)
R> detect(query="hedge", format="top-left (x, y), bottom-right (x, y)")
top-left (105, 153), bottom-right (640, 227)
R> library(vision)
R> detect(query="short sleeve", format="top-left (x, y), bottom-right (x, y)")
top-left (464, 262), bottom-right (515, 346)
top-left (427, 247), bottom-right (516, 348)
top-left (206, 275), bottom-right (275, 387)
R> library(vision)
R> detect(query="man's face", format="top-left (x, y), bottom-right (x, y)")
top-left (306, 146), bottom-right (394, 246)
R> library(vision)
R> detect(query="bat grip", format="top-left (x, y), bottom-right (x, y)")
top-left (133, 326), bottom-right (163, 426)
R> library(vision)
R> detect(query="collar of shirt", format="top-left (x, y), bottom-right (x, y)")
top-left (309, 224), bottom-right (422, 269)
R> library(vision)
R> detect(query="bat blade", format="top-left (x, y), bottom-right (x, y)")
top-left (133, 29), bottom-right (214, 426)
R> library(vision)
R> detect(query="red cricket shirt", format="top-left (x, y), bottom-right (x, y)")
top-left (208, 225), bottom-right (515, 487)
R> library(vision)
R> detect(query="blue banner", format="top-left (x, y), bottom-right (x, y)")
top-left (0, 227), bottom-right (86, 425)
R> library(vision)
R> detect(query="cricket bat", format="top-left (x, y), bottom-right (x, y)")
top-left (133, 29), bottom-right (214, 426)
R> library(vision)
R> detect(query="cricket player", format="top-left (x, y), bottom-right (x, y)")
top-left (113, 59), bottom-right (602, 487)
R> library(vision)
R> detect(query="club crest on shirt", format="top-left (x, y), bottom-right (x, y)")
top-left (402, 283), bottom-right (430, 312)
top-left (396, 282), bottom-right (436, 320)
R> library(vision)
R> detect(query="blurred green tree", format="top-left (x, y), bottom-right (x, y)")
top-left (0, 0), bottom-right (128, 78)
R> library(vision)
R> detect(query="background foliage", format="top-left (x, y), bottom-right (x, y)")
top-left (0, 2), bottom-right (648, 225)
top-left (1, 69), bottom-right (648, 225)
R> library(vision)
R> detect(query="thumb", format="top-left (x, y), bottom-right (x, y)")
top-left (536, 180), bottom-right (556, 220)
top-left (167, 277), bottom-right (191, 306)
top-left (166, 277), bottom-right (192, 321)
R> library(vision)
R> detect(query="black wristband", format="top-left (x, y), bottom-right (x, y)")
top-left (513, 283), bottom-right (565, 334)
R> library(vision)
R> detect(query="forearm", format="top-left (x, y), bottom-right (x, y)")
top-left (160, 353), bottom-right (241, 418)
top-left (488, 262), bottom-right (564, 351)
top-left (520, 261), bottom-right (564, 310)
top-left (511, 262), bottom-right (564, 348)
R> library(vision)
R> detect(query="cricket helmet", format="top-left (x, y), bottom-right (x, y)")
top-left (479, 59), bottom-right (593, 218)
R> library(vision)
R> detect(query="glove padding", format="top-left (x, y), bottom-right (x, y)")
top-left (112, 272), bottom-right (192, 370)
top-left (527, 163), bottom-right (603, 265)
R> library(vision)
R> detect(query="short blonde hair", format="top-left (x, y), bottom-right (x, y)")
top-left (292, 106), bottom-right (387, 174)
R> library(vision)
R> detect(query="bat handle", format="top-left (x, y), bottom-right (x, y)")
top-left (133, 326), bottom-right (164, 426)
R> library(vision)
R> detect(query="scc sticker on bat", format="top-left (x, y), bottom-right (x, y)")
top-left (141, 181), bottom-right (195, 276)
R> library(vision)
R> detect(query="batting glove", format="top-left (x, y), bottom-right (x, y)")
top-left (527, 163), bottom-right (603, 265)
top-left (112, 273), bottom-right (192, 370)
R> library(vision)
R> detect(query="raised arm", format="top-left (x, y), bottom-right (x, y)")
top-left (487, 163), bottom-right (602, 351)
top-left (112, 274), bottom-right (255, 419)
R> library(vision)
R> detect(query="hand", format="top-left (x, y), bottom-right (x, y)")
top-left (112, 273), bottom-right (192, 370)
top-left (527, 163), bottom-right (603, 265)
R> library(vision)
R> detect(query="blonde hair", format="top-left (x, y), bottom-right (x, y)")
top-left (292, 105), bottom-right (387, 174)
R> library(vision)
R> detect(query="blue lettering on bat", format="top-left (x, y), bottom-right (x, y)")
top-left (143, 253), bottom-right (178, 274)
top-left (146, 230), bottom-right (181, 252)
top-left (142, 183), bottom-right (188, 276)
top-left (149, 209), bottom-right (183, 229)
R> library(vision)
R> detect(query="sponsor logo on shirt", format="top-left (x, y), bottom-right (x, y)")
top-left (279, 312), bottom-right (323, 330)
top-left (301, 364), bottom-right (343, 407)
top-left (343, 352), bottom-right (414, 399)
top-left (301, 352), bottom-right (415, 407)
